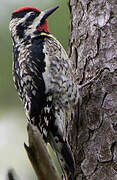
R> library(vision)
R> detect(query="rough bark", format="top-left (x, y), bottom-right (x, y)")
top-left (68, 0), bottom-right (117, 179)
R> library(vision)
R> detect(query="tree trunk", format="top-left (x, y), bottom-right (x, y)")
top-left (68, 0), bottom-right (117, 179)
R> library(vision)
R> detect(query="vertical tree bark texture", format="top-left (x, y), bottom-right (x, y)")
top-left (68, 0), bottom-right (117, 179)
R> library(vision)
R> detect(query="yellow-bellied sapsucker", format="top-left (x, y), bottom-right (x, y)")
top-left (9, 6), bottom-right (78, 179)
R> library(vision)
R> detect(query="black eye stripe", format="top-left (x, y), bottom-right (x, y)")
top-left (26, 12), bottom-right (38, 22)
top-left (16, 22), bottom-right (26, 38)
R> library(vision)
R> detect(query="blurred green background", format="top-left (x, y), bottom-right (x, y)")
top-left (0, 0), bottom-right (69, 179)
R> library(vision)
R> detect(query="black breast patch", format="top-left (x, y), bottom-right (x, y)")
top-left (30, 36), bottom-right (46, 73)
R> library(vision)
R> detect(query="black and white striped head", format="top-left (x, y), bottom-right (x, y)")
top-left (9, 6), bottom-right (59, 42)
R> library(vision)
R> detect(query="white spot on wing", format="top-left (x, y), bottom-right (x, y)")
top-left (32, 90), bottom-right (36, 96)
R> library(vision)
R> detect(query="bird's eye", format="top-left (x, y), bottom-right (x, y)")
top-left (26, 12), bottom-right (37, 25)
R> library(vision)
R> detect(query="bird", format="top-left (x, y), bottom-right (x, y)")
top-left (9, 5), bottom-right (79, 179)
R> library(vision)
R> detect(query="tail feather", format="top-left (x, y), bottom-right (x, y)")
top-left (48, 132), bottom-right (75, 180)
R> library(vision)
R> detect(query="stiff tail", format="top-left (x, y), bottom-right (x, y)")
top-left (48, 132), bottom-right (75, 180)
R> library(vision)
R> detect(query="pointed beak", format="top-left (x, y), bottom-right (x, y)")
top-left (43, 6), bottom-right (59, 20)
